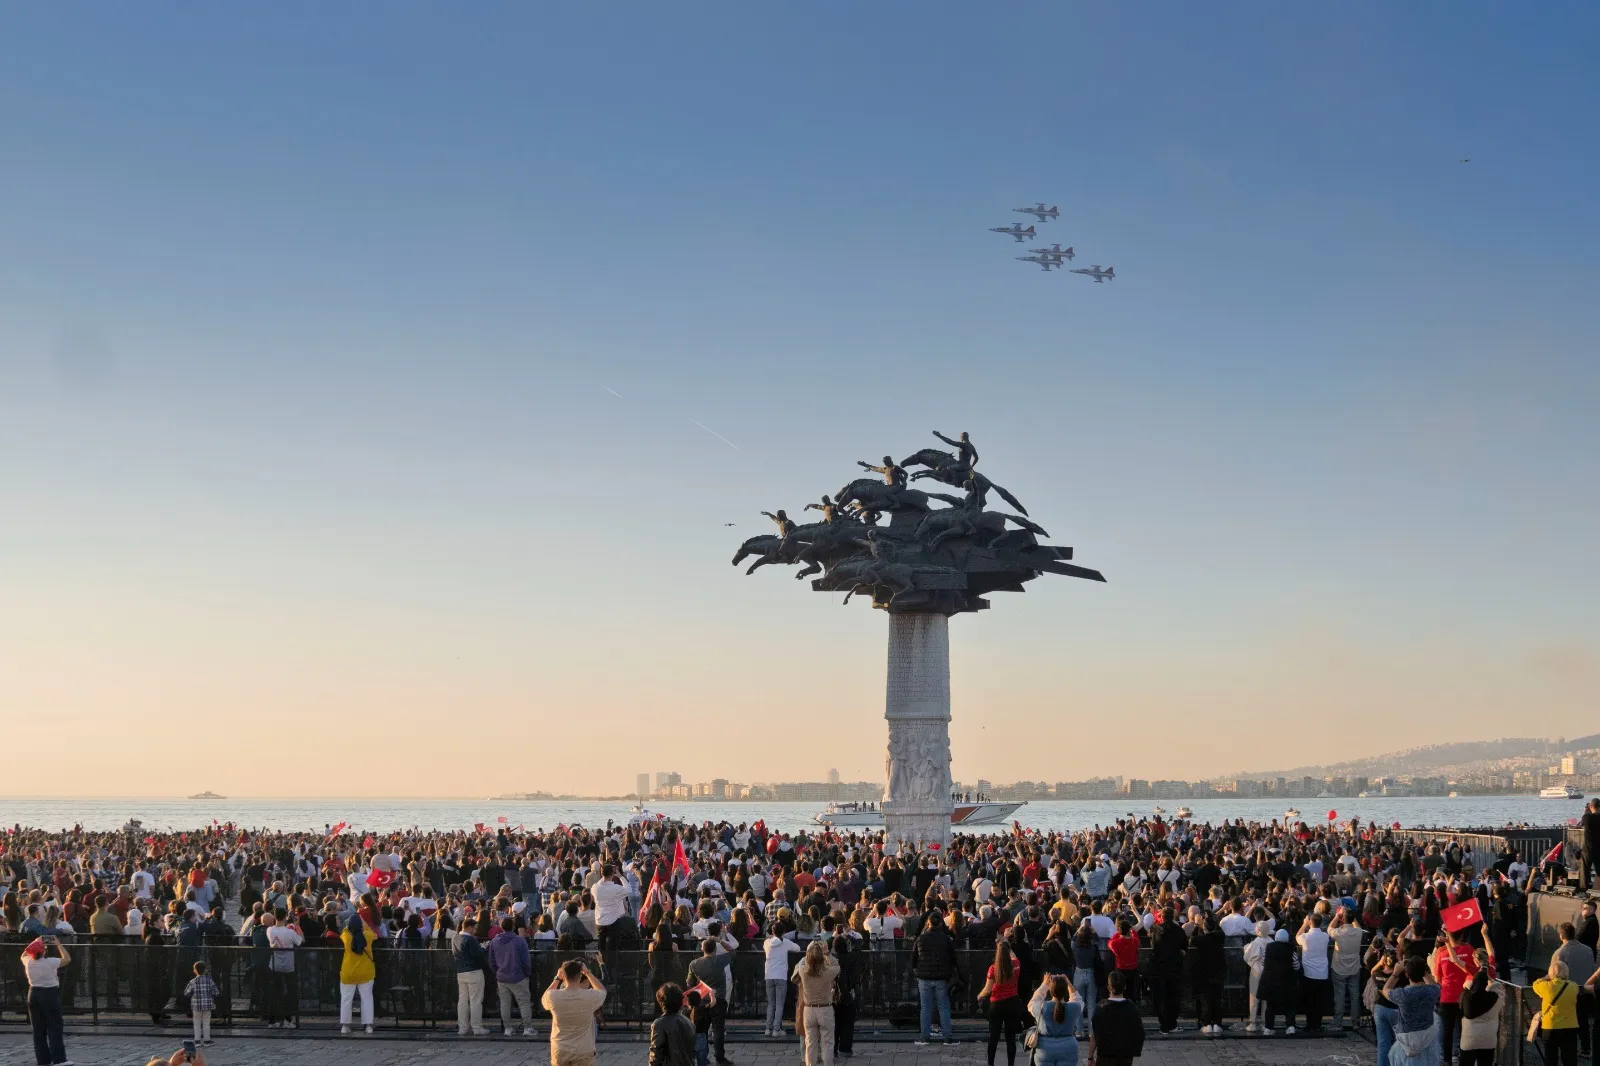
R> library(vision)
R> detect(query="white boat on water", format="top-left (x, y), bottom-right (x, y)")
top-left (628, 803), bottom-right (671, 827)
top-left (1153, 806), bottom-right (1166, 817)
top-left (813, 798), bottom-right (1026, 828)
top-left (1540, 785), bottom-right (1584, 799)
top-left (1284, 808), bottom-right (1302, 821)
top-left (1176, 807), bottom-right (1193, 820)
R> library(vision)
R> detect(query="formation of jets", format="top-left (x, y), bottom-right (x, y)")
top-left (990, 202), bottom-right (1114, 283)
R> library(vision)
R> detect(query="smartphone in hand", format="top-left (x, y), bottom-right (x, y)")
top-left (182, 1040), bottom-right (196, 1061)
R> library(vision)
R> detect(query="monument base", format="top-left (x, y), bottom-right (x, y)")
top-left (883, 612), bottom-right (953, 848)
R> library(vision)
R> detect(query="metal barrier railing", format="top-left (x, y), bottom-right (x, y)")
top-left (0, 938), bottom-right (1260, 1029)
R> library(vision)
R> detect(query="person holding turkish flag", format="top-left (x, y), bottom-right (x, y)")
top-left (1432, 924), bottom-right (1494, 1063)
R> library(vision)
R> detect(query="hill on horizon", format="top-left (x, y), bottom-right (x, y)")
top-left (1228, 733), bottom-right (1600, 782)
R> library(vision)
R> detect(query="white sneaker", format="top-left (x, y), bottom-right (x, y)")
top-left (341, 1025), bottom-right (351, 1035)
top-left (1286, 1026), bottom-right (1296, 1035)
top-left (523, 1027), bottom-right (537, 1037)
top-left (364, 1025), bottom-right (373, 1035)
top-left (506, 1029), bottom-right (515, 1036)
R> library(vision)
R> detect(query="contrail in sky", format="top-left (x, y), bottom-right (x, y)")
top-left (600, 385), bottom-right (622, 398)
top-left (688, 417), bottom-right (740, 451)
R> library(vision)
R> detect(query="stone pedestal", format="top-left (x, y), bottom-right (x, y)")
top-left (882, 612), bottom-right (953, 848)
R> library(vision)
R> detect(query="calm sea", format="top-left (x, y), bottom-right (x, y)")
top-left (0, 795), bottom-right (1586, 835)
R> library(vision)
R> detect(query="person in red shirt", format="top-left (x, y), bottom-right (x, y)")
top-left (979, 941), bottom-right (1025, 1066)
top-left (1021, 856), bottom-right (1043, 888)
top-left (1108, 917), bottom-right (1143, 1000)
top-left (1433, 927), bottom-right (1494, 1063)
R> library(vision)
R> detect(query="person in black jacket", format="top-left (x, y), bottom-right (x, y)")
top-left (831, 935), bottom-right (859, 1058)
top-left (651, 983), bottom-right (697, 1066)
top-left (1189, 911), bottom-right (1227, 1034)
top-left (1091, 969), bottom-right (1145, 1066)
top-left (1259, 929), bottom-right (1299, 1034)
top-left (911, 906), bottom-right (957, 1044)
top-left (1148, 907), bottom-right (1188, 1034)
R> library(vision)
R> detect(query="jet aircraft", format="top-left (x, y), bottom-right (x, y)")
top-left (1069, 264), bottom-right (1115, 283)
top-left (1014, 203), bottom-right (1060, 222)
top-left (1015, 253), bottom-right (1061, 271)
top-left (1029, 243), bottom-right (1074, 262)
top-left (989, 223), bottom-right (1037, 242)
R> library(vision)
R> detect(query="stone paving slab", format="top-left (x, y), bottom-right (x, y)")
top-left (0, 1030), bottom-right (1367, 1066)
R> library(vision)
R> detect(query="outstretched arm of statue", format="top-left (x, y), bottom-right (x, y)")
top-left (932, 431), bottom-right (959, 449)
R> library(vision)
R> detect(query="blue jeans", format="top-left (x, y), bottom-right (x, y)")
top-left (1073, 969), bottom-right (1096, 1036)
top-left (766, 979), bottom-right (788, 1033)
top-left (919, 979), bottom-right (952, 1041)
top-left (696, 1032), bottom-right (709, 1066)
top-left (1373, 1003), bottom-right (1398, 1066)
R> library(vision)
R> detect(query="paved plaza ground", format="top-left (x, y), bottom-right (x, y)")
top-left (0, 1029), bottom-right (1368, 1066)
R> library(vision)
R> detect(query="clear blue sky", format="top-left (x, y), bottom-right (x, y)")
top-left (2, 3), bottom-right (1597, 797)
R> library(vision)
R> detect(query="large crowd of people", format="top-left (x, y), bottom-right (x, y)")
top-left (5, 800), bottom-right (1600, 1066)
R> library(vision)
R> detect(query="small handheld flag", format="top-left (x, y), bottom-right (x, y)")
top-left (1441, 898), bottom-right (1483, 933)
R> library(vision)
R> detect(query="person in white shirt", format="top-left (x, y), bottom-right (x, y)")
top-left (262, 914), bottom-right (304, 1028)
top-left (1327, 908), bottom-right (1365, 1030)
top-left (762, 933), bottom-right (804, 1037)
top-left (132, 868), bottom-right (155, 900)
top-left (971, 874), bottom-right (995, 906)
top-left (1295, 913), bottom-right (1332, 1032)
top-left (23, 936), bottom-right (71, 1066)
top-left (864, 901), bottom-right (902, 946)
top-left (592, 865), bottom-right (632, 951)
top-left (1242, 921), bottom-right (1272, 1033)
top-left (1219, 902), bottom-right (1257, 938)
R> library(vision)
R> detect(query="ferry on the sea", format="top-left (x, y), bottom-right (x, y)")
top-left (1284, 807), bottom-right (1302, 821)
top-left (1540, 785), bottom-right (1584, 799)
top-left (187, 790), bottom-right (225, 800)
top-left (627, 803), bottom-right (670, 827)
top-left (814, 796), bottom-right (1026, 828)
top-left (1175, 807), bottom-right (1193, 820)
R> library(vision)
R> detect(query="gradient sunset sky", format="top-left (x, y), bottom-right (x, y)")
top-left (2, 4), bottom-right (1597, 798)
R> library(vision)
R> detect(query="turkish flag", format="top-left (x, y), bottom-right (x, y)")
top-left (497, 816), bottom-right (508, 824)
top-left (1441, 898), bottom-right (1483, 933)
top-left (926, 842), bottom-right (942, 851)
top-left (474, 823), bottom-right (486, 834)
top-left (328, 821), bottom-right (348, 838)
top-left (1541, 842), bottom-right (1564, 866)
top-left (362, 835), bottom-right (375, 849)
top-left (672, 836), bottom-right (691, 881)
top-left (366, 868), bottom-right (394, 889)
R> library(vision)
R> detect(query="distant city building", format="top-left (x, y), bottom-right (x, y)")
top-left (635, 773), bottom-right (650, 799)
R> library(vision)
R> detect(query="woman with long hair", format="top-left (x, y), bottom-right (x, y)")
top-left (648, 919), bottom-right (681, 1007)
top-left (793, 938), bottom-right (840, 1066)
top-left (1070, 922), bottom-right (1100, 1037)
top-left (979, 940), bottom-right (1025, 1066)
top-left (1028, 974), bottom-right (1083, 1066)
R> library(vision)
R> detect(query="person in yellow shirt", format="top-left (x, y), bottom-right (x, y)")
top-left (1533, 959), bottom-right (1580, 1066)
top-left (1048, 895), bottom-right (1078, 925)
top-left (339, 914), bottom-right (379, 1034)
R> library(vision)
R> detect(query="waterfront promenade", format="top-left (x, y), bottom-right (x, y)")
top-left (0, 1031), bottom-right (1363, 1066)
